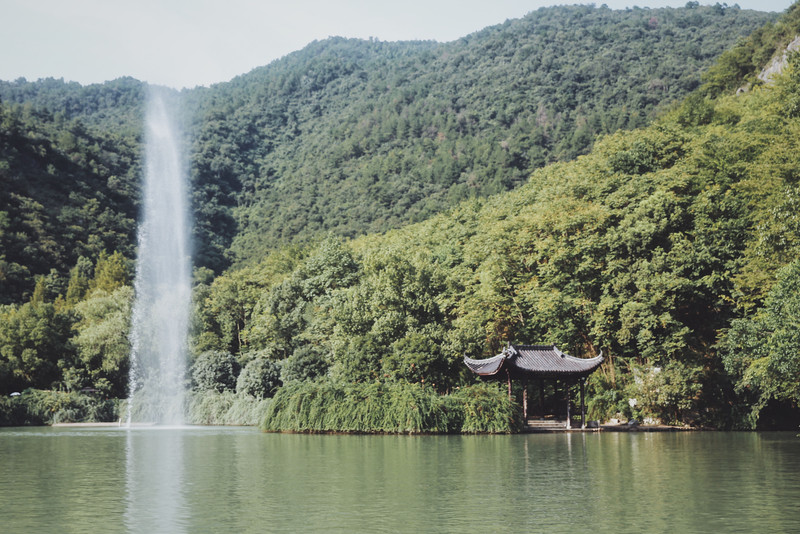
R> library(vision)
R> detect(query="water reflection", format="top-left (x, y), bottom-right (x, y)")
top-left (1, 428), bottom-right (798, 533)
top-left (124, 428), bottom-right (187, 533)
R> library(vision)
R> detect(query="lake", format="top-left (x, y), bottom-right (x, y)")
top-left (0, 427), bottom-right (797, 533)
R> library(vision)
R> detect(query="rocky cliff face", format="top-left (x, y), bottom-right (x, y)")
top-left (758, 35), bottom-right (800, 82)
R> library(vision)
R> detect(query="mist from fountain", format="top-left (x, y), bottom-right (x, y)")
top-left (127, 86), bottom-right (192, 425)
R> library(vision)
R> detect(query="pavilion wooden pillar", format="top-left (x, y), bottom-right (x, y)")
top-left (506, 369), bottom-right (512, 402)
top-left (539, 380), bottom-right (545, 418)
top-left (522, 380), bottom-right (528, 421)
top-left (580, 377), bottom-right (586, 429)
top-left (565, 380), bottom-right (571, 430)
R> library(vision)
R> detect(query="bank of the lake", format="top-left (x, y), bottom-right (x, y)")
top-left (1, 427), bottom-right (797, 533)
top-left (0, 389), bottom-right (270, 427)
top-left (260, 381), bottom-right (517, 434)
top-left (1, 382), bottom-right (521, 433)
top-left (0, 384), bottom-right (777, 434)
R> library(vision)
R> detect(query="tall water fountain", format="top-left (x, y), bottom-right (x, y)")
top-left (127, 86), bottom-right (192, 425)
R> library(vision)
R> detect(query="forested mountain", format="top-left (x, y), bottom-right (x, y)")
top-left (0, 97), bottom-right (141, 304)
top-left (0, 77), bottom-right (145, 136)
top-left (189, 4), bottom-right (775, 265)
top-left (190, 2), bottom-right (800, 429)
top-left (0, 4), bottom-right (775, 297)
top-left (3, 2), bottom-right (800, 429)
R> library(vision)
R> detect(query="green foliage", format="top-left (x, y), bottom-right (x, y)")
top-left (185, 390), bottom-right (271, 426)
top-left (585, 364), bottom-right (628, 422)
top-left (70, 285), bottom-right (133, 397)
top-left (192, 247), bottom-right (308, 354)
top-left (0, 300), bottom-right (74, 394)
top-left (192, 350), bottom-right (240, 393)
top-left (236, 357), bottom-right (282, 398)
top-left (625, 361), bottom-right (703, 425)
top-left (186, 4), bottom-right (773, 263)
top-left (0, 94), bottom-right (139, 303)
top-left (88, 250), bottom-right (131, 294)
top-left (237, 36), bottom-right (800, 428)
top-left (324, 246), bottom-right (456, 389)
top-left (701, 2), bottom-right (800, 96)
top-left (261, 380), bottom-right (515, 434)
top-left (0, 5), bottom-right (776, 299)
top-left (721, 259), bottom-right (800, 428)
top-left (447, 383), bottom-right (520, 433)
top-left (0, 389), bottom-right (121, 426)
top-left (381, 330), bottom-right (448, 388)
top-left (64, 256), bottom-right (93, 305)
top-left (281, 345), bottom-right (329, 382)
top-left (242, 237), bottom-right (360, 358)
top-left (302, 237), bottom-right (361, 297)
top-left (3, 5), bottom-right (800, 430)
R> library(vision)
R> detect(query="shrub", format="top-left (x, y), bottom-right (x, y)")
top-left (192, 350), bottom-right (240, 393)
top-left (626, 362), bottom-right (702, 425)
top-left (261, 380), bottom-right (516, 434)
top-left (448, 383), bottom-right (520, 433)
top-left (281, 345), bottom-right (329, 382)
top-left (186, 390), bottom-right (271, 426)
top-left (0, 389), bottom-right (121, 426)
top-left (236, 358), bottom-right (282, 398)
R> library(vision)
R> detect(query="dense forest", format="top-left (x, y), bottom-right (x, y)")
top-left (191, 3), bottom-right (776, 266)
top-left (1, 4), bottom-right (774, 298)
top-left (2, 3), bottom-right (800, 430)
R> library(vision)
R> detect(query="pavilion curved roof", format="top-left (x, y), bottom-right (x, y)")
top-left (464, 344), bottom-right (603, 379)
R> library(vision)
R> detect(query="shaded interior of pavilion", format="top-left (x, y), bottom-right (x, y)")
top-left (464, 344), bottom-right (604, 430)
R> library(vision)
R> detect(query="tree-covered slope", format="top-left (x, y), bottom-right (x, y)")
top-left (0, 100), bottom-right (140, 304)
top-left (0, 77), bottom-right (145, 138)
top-left (188, 3), bottom-right (800, 429)
top-left (3, 3), bottom-right (799, 429)
top-left (189, 4), bottom-right (775, 264)
top-left (0, 4), bottom-right (777, 286)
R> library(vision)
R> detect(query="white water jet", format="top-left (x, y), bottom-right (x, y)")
top-left (127, 87), bottom-right (192, 425)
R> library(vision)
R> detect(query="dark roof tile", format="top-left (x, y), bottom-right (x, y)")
top-left (464, 344), bottom-right (603, 378)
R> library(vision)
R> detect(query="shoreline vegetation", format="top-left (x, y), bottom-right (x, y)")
top-left (0, 385), bottom-right (711, 433)
top-left (261, 381), bottom-right (517, 434)
top-left (0, 383), bottom-right (520, 433)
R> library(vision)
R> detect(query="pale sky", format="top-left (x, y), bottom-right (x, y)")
top-left (2, 0), bottom-right (795, 89)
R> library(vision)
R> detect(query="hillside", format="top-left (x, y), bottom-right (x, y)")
top-left (0, 4), bottom-right (776, 297)
top-left (189, 4), bottom-right (776, 265)
top-left (0, 98), bottom-right (140, 304)
top-left (188, 3), bottom-right (800, 429)
top-left (2, 3), bottom-right (799, 429)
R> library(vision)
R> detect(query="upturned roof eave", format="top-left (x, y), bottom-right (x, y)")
top-left (463, 354), bottom-right (507, 376)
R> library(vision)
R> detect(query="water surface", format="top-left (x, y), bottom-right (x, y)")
top-left (1, 428), bottom-right (797, 533)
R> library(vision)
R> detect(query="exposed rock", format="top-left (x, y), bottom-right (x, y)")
top-left (758, 35), bottom-right (800, 83)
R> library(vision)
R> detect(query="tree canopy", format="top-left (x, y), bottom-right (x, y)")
top-left (0, 4), bottom-right (775, 288)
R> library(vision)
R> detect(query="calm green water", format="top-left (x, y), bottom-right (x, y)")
top-left (0, 427), bottom-right (797, 533)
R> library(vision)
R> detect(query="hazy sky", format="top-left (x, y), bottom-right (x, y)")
top-left (3, 0), bottom-right (796, 89)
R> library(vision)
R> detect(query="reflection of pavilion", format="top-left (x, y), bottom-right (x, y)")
top-left (464, 344), bottom-right (603, 430)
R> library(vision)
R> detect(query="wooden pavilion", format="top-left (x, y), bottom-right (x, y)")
top-left (464, 344), bottom-right (603, 429)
